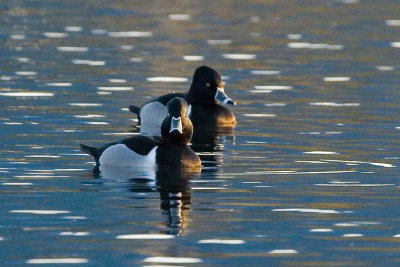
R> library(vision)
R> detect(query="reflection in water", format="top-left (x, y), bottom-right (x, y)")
top-left (156, 169), bottom-right (198, 235)
top-left (96, 165), bottom-right (200, 236)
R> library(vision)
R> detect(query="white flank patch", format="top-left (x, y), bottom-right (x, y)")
top-left (57, 46), bottom-right (88, 52)
top-left (142, 257), bottom-right (202, 264)
top-left (222, 54), bottom-right (256, 60)
top-left (108, 31), bottom-right (152, 38)
top-left (10, 210), bottom-right (70, 215)
top-left (99, 144), bottom-right (157, 167)
top-left (26, 258), bottom-right (88, 264)
top-left (198, 239), bottom-right (245, 244)
top-left (140, 102), bottom-right (168, 136)
top-left (116, 234), bottom-right (174, 240)
top-left (268, 249), bottom-right (298, 254)
top-left (0, 92), bottom-right (53, 97)
top-left (272, 208), bottom-right (340, 214)
top-left (146, 77), bottom-right (188, 82)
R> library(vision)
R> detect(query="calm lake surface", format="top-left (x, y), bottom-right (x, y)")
top-left (1, 0), bottom-right (400, 266)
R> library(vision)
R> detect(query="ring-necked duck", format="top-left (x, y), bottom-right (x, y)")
top-left (80, 97), bottom-right (201, 172)
top-left (129, 65), bottom-right (236, 136)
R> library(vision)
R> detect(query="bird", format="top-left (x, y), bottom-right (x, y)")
top-left (80, 97), bottom-right (201, 172)
top-left (129, 65), bottom-right (236, 136)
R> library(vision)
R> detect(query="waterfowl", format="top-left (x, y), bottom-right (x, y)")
top-left (129, 65), bottom-right (236, 136)
top-left (80, 97), bottom-right (201, 172)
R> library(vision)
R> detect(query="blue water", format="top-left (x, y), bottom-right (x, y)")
top-left (1, 0), bottom-right (400, 266)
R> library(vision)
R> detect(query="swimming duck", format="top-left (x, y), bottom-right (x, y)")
top-left (129, 65), bottom-right (236, 136)
top-left (80, 97), bottom-right (201, 172)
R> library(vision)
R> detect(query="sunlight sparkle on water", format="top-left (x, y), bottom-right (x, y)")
top-left (147, 77), bottom-right (188, 82)
top-left (183, 55), bottom-right (204, 61)
top-left (57, 47), bottom-right (89, 52)
top-left (142, 257), bottom-right (202, 264)
top-left (116, 234), bottom-right (175, 240)
top-left (108, 31), bottom-right (153, 38)
top-left (10, 210), bottom-right (70, 215)
top-left (26, 258), bottom-right (88, 264)
top-left (198, 239), bottom-right (245, 244)
top-left (0, 92), bottom-right (53, 97)
top-left (222, 54), bottom-right (256, 60)
top-left (288, 43), bottom-right (343, 50)
top-left (169, 14), bottom-right (192, 20)
top-left (43, 32), bottom-right (68, 38)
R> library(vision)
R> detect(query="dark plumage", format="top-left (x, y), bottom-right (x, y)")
top-left (80, 97), bottom-right (201, 172)
top-left (129, 66), bottom-right (236, 136)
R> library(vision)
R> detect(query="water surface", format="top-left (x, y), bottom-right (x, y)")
top-left (1, 0), bottom-right (400, 266)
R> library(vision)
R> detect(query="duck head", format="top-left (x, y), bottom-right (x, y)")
top-left (187, 66), bottom-right (236, 106)
top-left (161, 97), bottom-right (193, 145)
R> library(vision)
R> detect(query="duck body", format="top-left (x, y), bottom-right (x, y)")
top-left (80, 97), bottom-right (201, 172)
top-left (129, 66), bottom-right (236, 136)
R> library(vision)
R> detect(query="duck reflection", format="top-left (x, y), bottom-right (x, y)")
top-left (91, 165), bottom-right (198, 235)
top-left (156, 168), bottom-right (199, 235)
top-left (191, 126), bottom-right (235, 170)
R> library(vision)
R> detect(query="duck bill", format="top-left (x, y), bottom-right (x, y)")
top-left (215, 87), bottom-right (236, 105)
top-left (169, 116), bottom-right (183, 134)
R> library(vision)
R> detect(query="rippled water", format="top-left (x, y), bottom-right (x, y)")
top-left (1, 0), bottom-right (400, 266)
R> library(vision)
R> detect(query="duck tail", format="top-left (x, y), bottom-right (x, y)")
top-left (79, 144), bottom-right (98, 158)
top-left (129, 105), bottom-right (141, 125)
